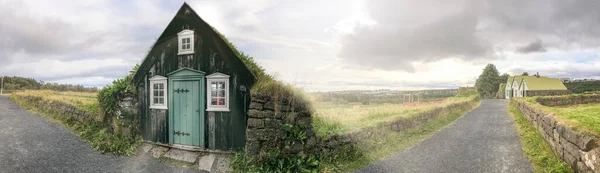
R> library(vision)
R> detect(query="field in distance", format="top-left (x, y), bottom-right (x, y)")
top-left (310, 88), bottom-right (478, 136)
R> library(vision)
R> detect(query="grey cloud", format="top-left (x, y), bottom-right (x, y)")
top-left (0, 1), bottom-right (71, 59)
top-left (339, 0), bottom-right (600, 72)
top-left (339, 0), bottom-right (493, 72)
top-left (516, 39), bottom-right (546, 54)
top-left (508, 65), bottom-right (600, 79)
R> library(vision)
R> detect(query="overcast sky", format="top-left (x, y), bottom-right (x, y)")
top-left (1, 0), bottom-right (600, 91)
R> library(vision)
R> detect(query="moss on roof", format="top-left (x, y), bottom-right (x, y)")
top-left (521, 76), bottom-right (568, 90)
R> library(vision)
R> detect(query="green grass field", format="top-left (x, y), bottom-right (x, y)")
top-left (312, 95), bottom-right (477, 136)
top-left (517, 97), bottom-right (600, 138)
top-left (507, 101), bottom-right (573, 173)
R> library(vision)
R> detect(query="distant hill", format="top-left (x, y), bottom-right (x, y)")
top-left (1, 76), bottom-right (98, 93)
top-left (565, 81), bottom-right (600, 94)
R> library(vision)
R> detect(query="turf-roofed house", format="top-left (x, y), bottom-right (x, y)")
top-left (505, 73), bottom-right (570, 99)
top-left (132, 3), bottom-right (256, 151)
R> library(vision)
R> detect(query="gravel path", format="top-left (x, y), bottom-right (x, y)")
top-left (0, 96), bottom-right (201, 173)
top-left (357, 99), bottom-right (533, 173)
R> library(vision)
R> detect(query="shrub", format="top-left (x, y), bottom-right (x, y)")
top-left (98, 65), bottom-right (139, 122)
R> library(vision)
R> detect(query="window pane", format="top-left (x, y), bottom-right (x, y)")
top-left (211, 90), bottom-right (217, 97)
top-left (159, 98), bottom-right (164, 104)
top-left (159, 91), bottom-right (164, 96)
top-left (187, 44), bottom-right (190, 50)
top-left (218, 82), bottom-right (225, 89)
top-left (211, 82), bottom-right (217, 90)
top-left (218, 98), bottom-right (225, 105)
top-left (218, 89), bottom-right (225, 97)
top-left (182, 39), bottom-right (185, 44)
top-left (211, 98), bottom-right (217, 105)
top-left (159, 83), bottom-right (164, 89)
top-left (154, 90), bottom-right (158, 96)
top-left (153, 98), bottom-right (158, 104)
top-left (154, 84), bottom-right (158, 89)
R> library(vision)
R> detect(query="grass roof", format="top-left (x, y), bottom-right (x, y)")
top-left (522, 77), bottom-right (568, 90)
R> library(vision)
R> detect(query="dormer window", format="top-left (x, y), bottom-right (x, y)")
top-left (178, 29), bottom-right (194, 55)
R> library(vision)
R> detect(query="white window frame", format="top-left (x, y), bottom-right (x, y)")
top-left (206, 72), bottom-right (230, 112)
top-left (177, 29), bottom-right (195, 55)
top-left (149, 75), bottom-right (168, 109)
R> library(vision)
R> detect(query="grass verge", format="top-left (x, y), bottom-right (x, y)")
top-left (9, 94), bottom-right (142, 156)
top-left (507, 100), bottom-right (572, 173)
top-left (321, 100), bottom-right (481, 172)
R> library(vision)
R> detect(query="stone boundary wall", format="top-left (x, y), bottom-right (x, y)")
top-left (526, 90), bottom-right (572, 97)
top-left (10, 94), bottom-right (138, 137)
top-left (536, 95), bottom-right (600, 107)
top-left (515, 100), bottom-right (600, 173)
top-left (13, 95), bottom-right (95, 122)
top-left (245, 93), bottom-right (317, 155)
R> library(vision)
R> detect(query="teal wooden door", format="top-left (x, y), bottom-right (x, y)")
top-left (168, 68), bottom-right (206, 148)
top-left (172, 80), bottom-right (202, 146)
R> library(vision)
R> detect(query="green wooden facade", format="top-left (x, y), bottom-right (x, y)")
top-left (133, 3), bottom-right (255, 151)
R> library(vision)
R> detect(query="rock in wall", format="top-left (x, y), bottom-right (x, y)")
top-left (114, 95), bottom-right (139, 137)
top-left (515, 100), bottom-right (599, 173)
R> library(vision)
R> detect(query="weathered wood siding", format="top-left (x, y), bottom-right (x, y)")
top-left (135, 4), bottom-right (254, 150)
top-left (139, 80), bottom-right (169, 144)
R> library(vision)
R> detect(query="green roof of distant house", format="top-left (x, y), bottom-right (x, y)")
top-left (521, 76), bottom-right (568, 90)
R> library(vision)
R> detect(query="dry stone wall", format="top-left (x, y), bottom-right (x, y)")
top-left (12, 94), bottom-right (139, 137)
top-left (536, 95), bottom-right (600, 107)
top-left (515, 100), bottom-right (600, 173)
top-left (245, 93), bottom-right (318, 155)
top-left (526, 90), bottom-right (572, 97)
top-left (17, 95), bottom-right (95, 122)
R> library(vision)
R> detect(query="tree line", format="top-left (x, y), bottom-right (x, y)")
top-left (565, 81), bottom-right (600, 94)
top-left (1, 76), bottom-right (99, 92)
top-left (474, 64), bottom-right (510, 99)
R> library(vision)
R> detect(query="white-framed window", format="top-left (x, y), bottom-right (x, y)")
top-left (206, 73), bottom-right (230, 112)
top-left (178, 29), bottom-right (194, 55)
top-left (149, 75), bottom-right (168, 109)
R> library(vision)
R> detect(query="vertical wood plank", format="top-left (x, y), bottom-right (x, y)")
top-left (209, 112), bottom-right (215, 149)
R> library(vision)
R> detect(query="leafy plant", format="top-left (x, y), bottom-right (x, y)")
top-left (232, 151), bottom-right (323, 173)
top-left (282, 123), bottom-right (307, 142)
top-left (97, 64), bottom-right (139, 120)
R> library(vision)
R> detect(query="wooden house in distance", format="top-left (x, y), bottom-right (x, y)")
top-left (132, 3), bottom-right (256, 151)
